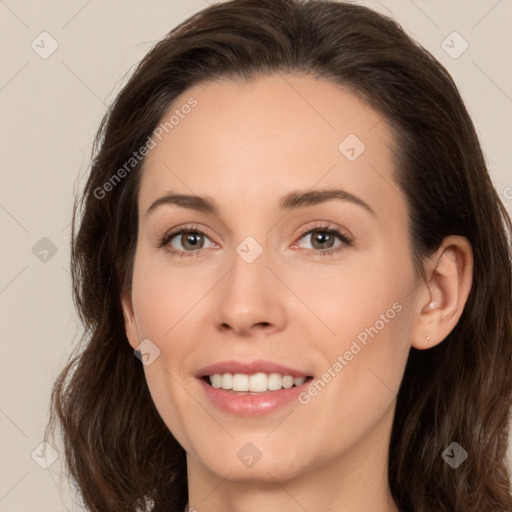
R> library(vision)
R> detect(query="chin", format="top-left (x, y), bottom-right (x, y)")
top-left (191, 441), bottom-right (311, 483)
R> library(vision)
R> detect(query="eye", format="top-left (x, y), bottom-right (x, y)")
top-left (158, 224), bottom-right (216, 258)
top-left (295, 223), bottom-right (353, 257)
top-left (158, 222), bottom-right (353, 258)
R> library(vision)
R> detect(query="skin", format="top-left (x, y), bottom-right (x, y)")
top-left (122, 74), bottom-right (473, 512)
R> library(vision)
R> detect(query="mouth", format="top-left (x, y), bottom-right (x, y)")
top-left (200, 373), bottom-right (314, 394)
top-left (195, 360), bottom-right (314, 415)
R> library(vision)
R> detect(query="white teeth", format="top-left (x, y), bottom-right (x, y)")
top-left (208, 372), bottom-right (308, 392)
top-left (221, 373), bottom-right (233, 389)
top-left (267, 372), bottom-right (283, 391)
top-left (232, 373), bottom-right (249, 391)
top-left (294, 377), bottom-right (306, 386)
top-left (282, 375), bottom-right (294, 389)
top-left (249, 373), bottom-right (267, 392)
top-left (211, 374), bottom-right (222, 388)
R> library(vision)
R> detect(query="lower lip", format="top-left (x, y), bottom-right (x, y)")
top-left (198, 377), bottom-right (312, 416)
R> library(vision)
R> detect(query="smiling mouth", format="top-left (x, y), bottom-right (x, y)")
top-left (200, 373), bottom-right (314, 394)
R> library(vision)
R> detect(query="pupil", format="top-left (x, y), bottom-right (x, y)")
top-left (312, 231), bottom-right (332, 249)
top-left (184, 232), bottom-right (202, 249)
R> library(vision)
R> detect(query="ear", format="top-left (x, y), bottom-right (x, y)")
top-left (121, 290), bottom-right (140, 351)
top-left (411, 235), bottom-right (473, 350)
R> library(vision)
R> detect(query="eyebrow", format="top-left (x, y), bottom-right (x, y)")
top-left (145, 188), bottom-right (377, 218)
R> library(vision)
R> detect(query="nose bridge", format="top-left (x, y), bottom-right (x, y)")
top-left (214, 234), bottom-right (286, 334)
top-left (230, 236), bottom-right (268, 292)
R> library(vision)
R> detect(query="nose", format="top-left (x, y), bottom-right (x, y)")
top-left (213, 247), bottom-right (287, 337)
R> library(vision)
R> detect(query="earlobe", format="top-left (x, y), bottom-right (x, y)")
top-left (411, 235), bottom-right (473, 350)
top-left (120, 291), bottom-right (140, 350)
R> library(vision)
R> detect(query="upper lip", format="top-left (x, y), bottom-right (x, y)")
top-left (195, 359), bottom-right (312, 378)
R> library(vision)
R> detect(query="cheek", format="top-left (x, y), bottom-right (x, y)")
top-left (300, 296), bottom-right (412, 457)
top-left (129, 249), bottom-right (209, 420)
top-left (140, 363), bottom-right (198, 455)
top-left (130, 249), bottom-right (208, 339)
top-left (306, 246), bottom-right (415, 398)
top-left (299, 248), bottom-right (413, 346)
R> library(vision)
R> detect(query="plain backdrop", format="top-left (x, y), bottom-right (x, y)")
top-left (1, 1), bottom-right (511, 510)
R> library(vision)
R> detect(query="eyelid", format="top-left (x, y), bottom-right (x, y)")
top-left (157, 223), bottom-right (216, 248)
top-left (295, 221), bottom-right (353, 242)
top-left (290, 222), bottom-right (353, 255)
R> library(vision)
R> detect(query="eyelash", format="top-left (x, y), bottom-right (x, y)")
top-left (158, 222), bottom-right (353, 258)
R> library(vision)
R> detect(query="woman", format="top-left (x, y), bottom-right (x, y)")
top-left (45, 0), bottom-right (512, 511)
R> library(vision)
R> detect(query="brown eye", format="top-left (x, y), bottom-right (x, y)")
top-left (159, 225), bottom-right (215, 257)
top-left (306, 230), bottom-right (337, 250)
top-left (176, 231), bottom-right (205, 251)
top-left (296, 224), bottom-right (353, 257)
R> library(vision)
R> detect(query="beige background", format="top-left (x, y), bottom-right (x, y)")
top-left (1, 0), bottom-right (511, 510)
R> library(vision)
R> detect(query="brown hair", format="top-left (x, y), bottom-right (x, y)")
top-left (45, 1), bottom-right (512, 510)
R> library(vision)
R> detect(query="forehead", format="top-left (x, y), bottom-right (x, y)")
top-left (138, 73), bottom-right (403, 224)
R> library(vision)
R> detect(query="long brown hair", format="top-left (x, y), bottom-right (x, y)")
top-left (45, 1), bottom-right (512, 510)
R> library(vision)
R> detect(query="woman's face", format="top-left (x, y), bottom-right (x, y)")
top-left (123, 74), bottom-right (423, 494)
